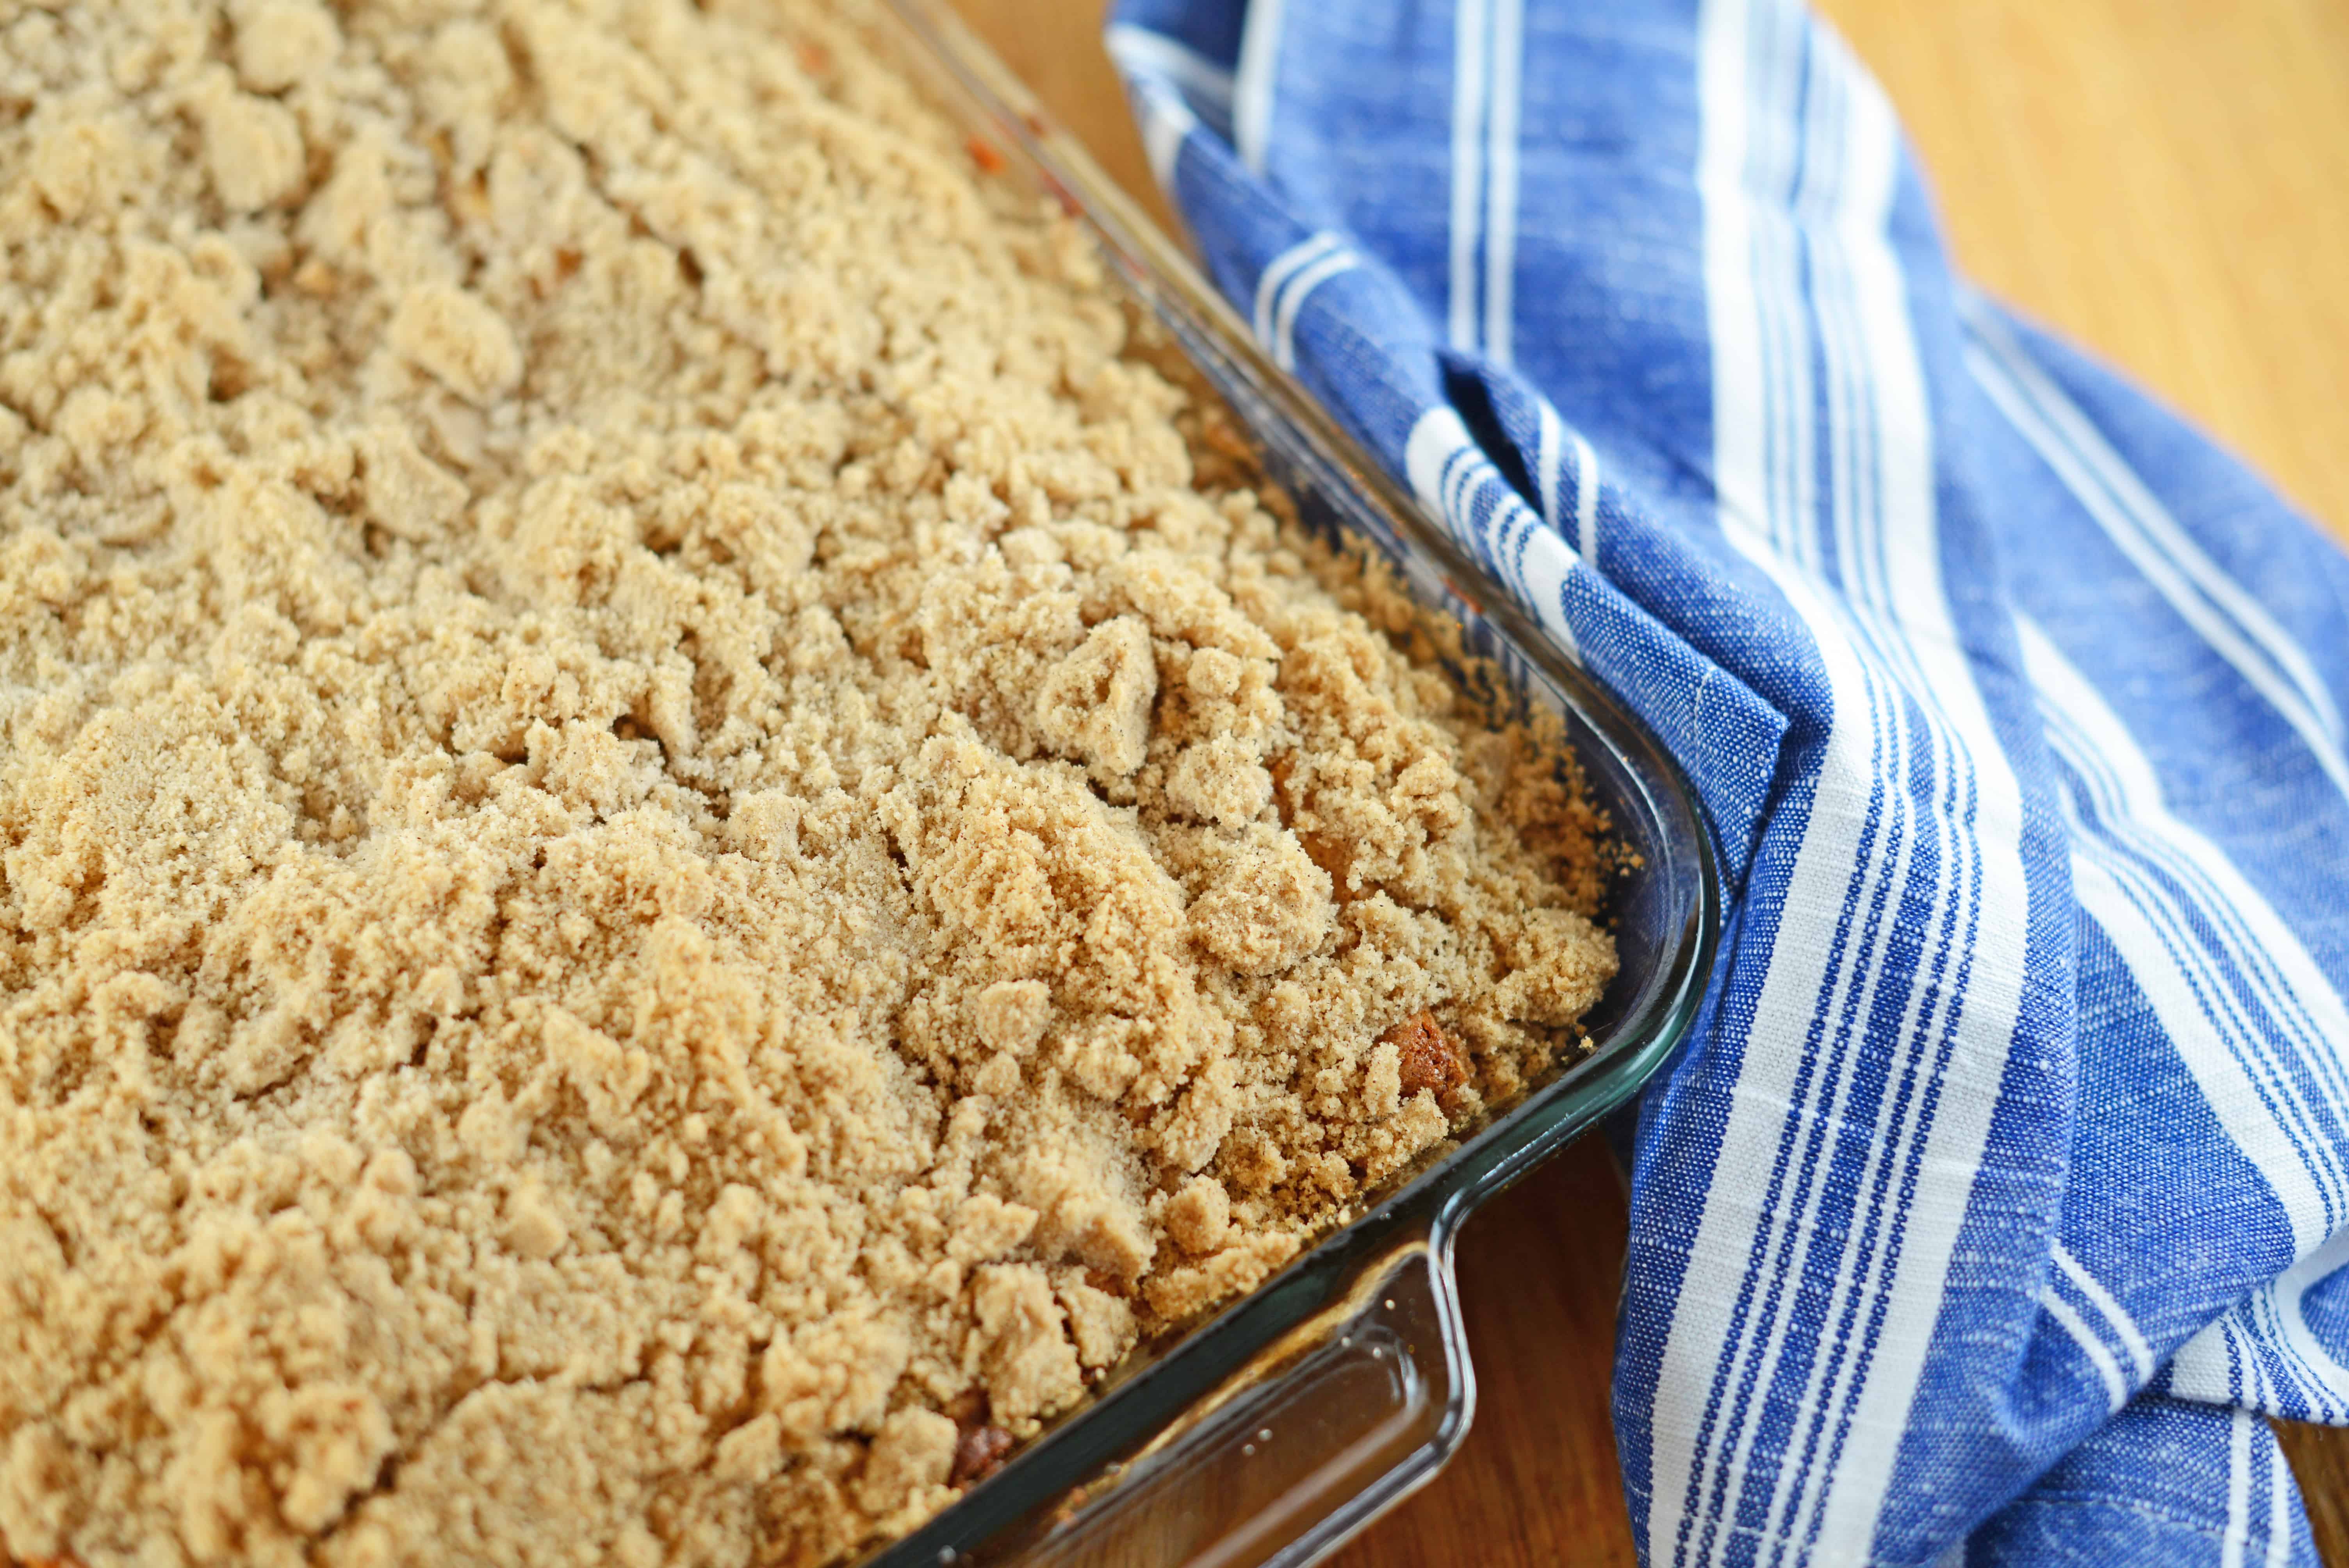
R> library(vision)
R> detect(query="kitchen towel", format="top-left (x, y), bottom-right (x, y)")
top-left (1105, 2), bottom-right (2349, 1563)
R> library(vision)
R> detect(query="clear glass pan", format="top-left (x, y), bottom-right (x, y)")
top-left (851, 6), bottom-right (1724, 1565)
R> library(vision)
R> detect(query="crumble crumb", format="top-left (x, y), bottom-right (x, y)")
top-left (1384, 1010), bottom-right (1474, 1100)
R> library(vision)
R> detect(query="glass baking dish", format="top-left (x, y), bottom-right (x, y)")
top-left (849, 5), bottom-right (1723, 1565)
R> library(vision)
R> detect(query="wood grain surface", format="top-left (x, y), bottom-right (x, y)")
top-left (941, 1), bottom-right (2349, 1562)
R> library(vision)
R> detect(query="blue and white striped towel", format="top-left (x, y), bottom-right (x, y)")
top-left (1105, 2), bottom-right (2349, 1563)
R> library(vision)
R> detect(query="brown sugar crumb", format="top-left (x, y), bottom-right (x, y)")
top-left (1385, 1011), bottom-right (1472, 1098)
top-left (0, 2), bottom-right (1616, 1566)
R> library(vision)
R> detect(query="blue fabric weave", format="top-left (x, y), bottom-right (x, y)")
top-left (1103, 2), bottom-right (2349, 1563)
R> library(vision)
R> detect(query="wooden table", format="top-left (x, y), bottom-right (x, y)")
top-left (943, 2), bottom-right (2349, 1562)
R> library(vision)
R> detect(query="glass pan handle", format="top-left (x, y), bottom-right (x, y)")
top-left (1012, 1222), bottom-right (1475, 1568)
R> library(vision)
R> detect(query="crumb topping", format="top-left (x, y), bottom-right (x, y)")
top-left (0, 2), bottom-right (1615, 1564)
